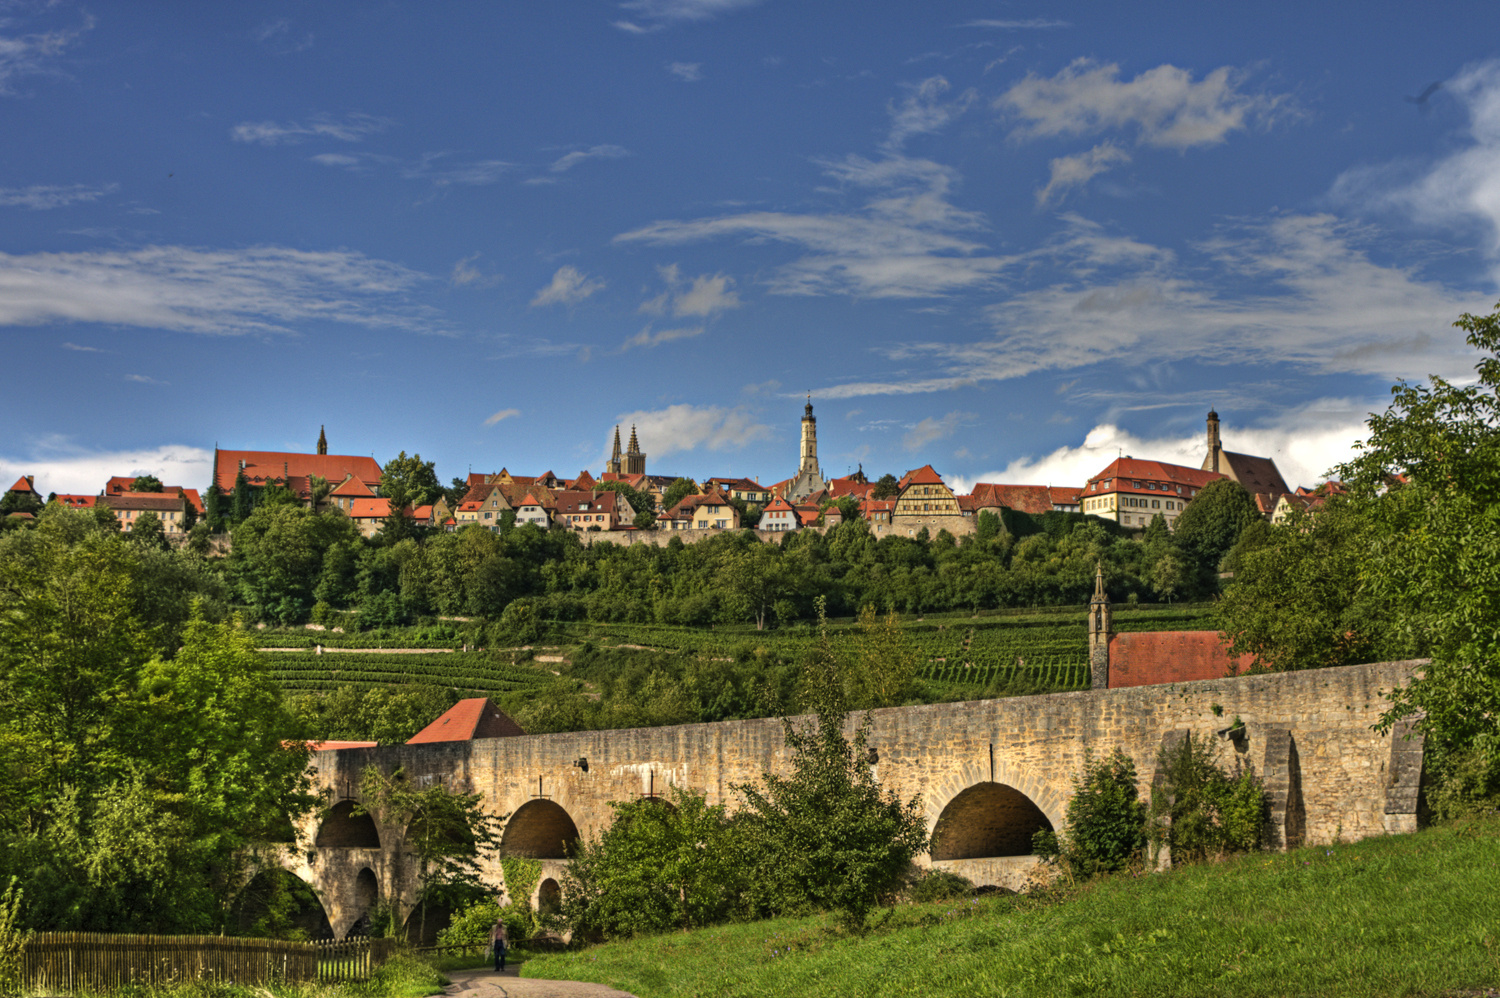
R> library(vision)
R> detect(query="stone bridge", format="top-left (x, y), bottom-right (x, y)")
top-left (279, 659), bottom-right (1426, 938)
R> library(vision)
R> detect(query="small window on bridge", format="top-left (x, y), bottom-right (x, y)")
top-left (929, 782), bottom-right (1052, 860)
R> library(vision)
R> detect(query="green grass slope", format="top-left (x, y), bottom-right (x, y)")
top-left (523, 818), bottom-right (1500, 998)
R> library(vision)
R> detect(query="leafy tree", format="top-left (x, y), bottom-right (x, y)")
top-left (1171, 479), bottom-right (1261, 582)
top-left (444, 476), bottom-right (471, 510)
top-left (129, 475), bottom-right (163, 493)
top-left (230, 504), bottom-right (359, 623)
top-left (562, 787), bottom-right (747, 937)
top-left (842, 605), bottom-right (918, 709)
top-left (1149, 733), bottom-right (1266, 864)
top-left (721, 543), bottom-right (787, 630)
top-left (734, 607), bottom-right (927, 930)
top-left (230, 469), bottom-right (252, 523)
top-left (632, 509), bottom-right (656, 530)
top-left (204, 482), bottom-right (225, 532)
top-left (1034, 748), bottom-right (1146, 878)
top-left (661, 477), bottom-right (699, 513)
top-left (380, 451), bottom-right (442, 510)
top-left (358, 765), bottom-right (502, 942)
top-left (0, 485), bottom-right (43, 518)
top-left (871, 474), bottom-right (900, 500)
top-left (129, 510), bottom-right (169, 550)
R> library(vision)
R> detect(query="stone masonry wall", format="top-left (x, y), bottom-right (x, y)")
top-left (292, 659), bottom-right (1421, 935)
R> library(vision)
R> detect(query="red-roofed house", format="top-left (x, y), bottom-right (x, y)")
top-left (53, 494), bottom-right (98, 509)
top-left (759, 495), bottom-right (800, 532)
top-left (860, 498), bottom-right (895, 527)
top-left (515, 492), bottom-right (551, 528)
top-left (1082, 457), bottom-right (1223, 530)
top-left (102, 491), bottom-right (196, 533)
top-left (662, 488), bottom-right (740, 531)
top-left (7, 475), bottom-right (36, 495)
top-left (326, 474), bottom-right (377, 514)
top-left (553, 490), bottom-right (633, 531)
top-left (103, 478), bottom-right (206, 516)
top-left (1049, 487), bottom-right (1082, 513)
top-left (406, 698), bottom-right (525, 743)
top-left (214, 447), bottom-right (382, 506)
top-left (893, 465), bottom-right (960, 521)
top-left (702, 477), bottom-right (772, 504)
top-left (826, 476), bottom-right (875, 500)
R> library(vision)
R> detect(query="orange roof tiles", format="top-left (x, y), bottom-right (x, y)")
top-left (7, 475), bottom-right (35, 494)
top-left (214, 450), bottom-right (382, 497)
top-left (348, 497), bottom-right (392, 518)
top-left (1088, 457), bottom-right (1223, 493)
top-left (54, 494), bottom-right (98, 508)
top-left (307, 740), bottom-right (379, 751)
top-left (898, 464), bottom-right (944, 488)
top-left (406, 698), bottom-right (525, 743)
top-left (331, 475), bottom-right (377, 497)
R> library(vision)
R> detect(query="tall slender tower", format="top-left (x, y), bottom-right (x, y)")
top-left (1088, 563), bottom-right (1112, 690)
top-left (624, 425), bottom-right (646, 476)
top-left (317, 425), bottom-right (328, 456)
top-left (1206, 409), bottom-right (1221, 473)
top-left (799, 396), bottom-right (820, 480)
top-left (608, 425), bottom-right (623, 475)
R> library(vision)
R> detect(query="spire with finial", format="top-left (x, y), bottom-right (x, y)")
top-left (608, 425), bottom-right (623, 475)
top-left (1093, 562), bottom-right (1106, 600)
top-left (317, 425), bottom-right (327, 456)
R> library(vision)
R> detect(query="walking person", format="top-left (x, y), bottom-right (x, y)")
top-left (490, 917), bottom-right (509, 973)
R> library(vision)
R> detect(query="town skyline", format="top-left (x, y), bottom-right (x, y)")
top-left (4, 3), bottom-right (1499, 496)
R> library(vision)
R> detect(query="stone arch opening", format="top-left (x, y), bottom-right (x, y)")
top-left (929, 782), bottom-right (1052, 860)
top-left (501, 800), bottom-right (579, 859)
top-left (346, 867), bottom-right (379, 938)
top-left (316, 800), bottom-right (381, 848)
top-left (538, 878), bottom-right (562, 917)
top-left (230, 868), bottom-right (332, 939)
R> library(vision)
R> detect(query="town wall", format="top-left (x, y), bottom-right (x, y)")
top-left (286, 659), bottom-right (1424, 938)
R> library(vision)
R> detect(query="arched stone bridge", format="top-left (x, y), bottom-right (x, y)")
top-left (281, 659), bottom-right (1426, 938)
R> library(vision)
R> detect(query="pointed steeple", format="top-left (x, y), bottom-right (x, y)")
top-left (608, 425), bottom-right (623, 475)
top-left (627, 424), bottom-right (639, 453)
top-left (624, 424), bottom-right (646, 476)
top-left (317, 425), bottom-right (328, 456)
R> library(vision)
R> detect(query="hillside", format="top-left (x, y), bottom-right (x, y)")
top-left (521, 815), bottom-right (1500, 998)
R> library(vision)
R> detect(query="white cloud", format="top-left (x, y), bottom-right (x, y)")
top-left (0, 443), bottom-right (213, 498)
top-left (124, 374), bottom-right (167, 385)
top-left (621, 324), bottom-right (706, 350)
top-left (0, 183), bottom-right (117, 210)
top-left (617, 153), bottom-right (1015, 298)
top-left (1035, 143), bottom-right (1130, 206)
top-left (668, 62), bottom-right (703, 82)
top-left (0, 13), bottom-right (90, 95)
top-left (639, 264), bottom-right (741, 318)
top-left (613, 0), bottom-right (761, 33)
top-left (0, 245), bottom-right (435, 335)
top-left (810, 213), bottom-right (1486, 399)
top-left (606, 404), bottom-right (771, 460)
top-left (231, 113), bottom-right (392, 145)
top-left (949, 399), bottom-right (1378, 494)
top-left (1333, 59), bottom-right (1500, 261)
top-left (484, 408), bottom-right (521, 426)
top-left (997, 59), bottom-right (1291, 151)
top-left (61, 341), bottom-right (106, 353)
top-left (530, 265), bottom-right (605, 307)
top-left (885, 76), bottom-right (976, 151)
top-left (450, 252), bottom-right (500, 288)
top-left (549, 144), bottom-right (630, 173)
top-left (903, 411), bottom-right (975, 450)
top-left (401, 154), bottom-right (511, 187)
top-left (962, 19), bottom-right (1071, 29)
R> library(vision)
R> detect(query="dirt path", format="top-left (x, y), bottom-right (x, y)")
top-left (444, 966), bottom-right (638, 998)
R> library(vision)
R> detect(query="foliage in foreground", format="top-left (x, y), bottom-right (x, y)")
top-left (1149, 732), bottom-right (1267, 864)
top-left (1033, 748), bottom-right (1147, 878)
top-left (525, 815), bottom-right (1500, 998)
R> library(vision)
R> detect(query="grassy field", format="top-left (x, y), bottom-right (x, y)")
top-left (522, 817), bottom-right (1500, 998)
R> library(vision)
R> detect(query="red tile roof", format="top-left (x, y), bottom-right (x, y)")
top-left (1087, 457), bottom-right (1223, 494)
top-left (826, 477), bottom-right (875, 499)
top-left (6, 511), bottom-right (35, 520)
top-left (349, 497), bottom-right (392, 518)
top-left (795, 507), bottom-right (820, 527)
top-left (331, 475), bottom-right (377, 497)
top-left (553, 490), bottom-right (623, 516)
top-left (307, 740), bottom-right (379, 752)
top-left (7, 475), bottom-right (35, 494)
top-left (406, 698), bottom-right (525, 743)
top-left (898, 464), bottom-right (945, 488)
top-left (409, 504), bottom-right (433, 522)
top-left (967, 483), bottom-right (1054, 515)
top-left (1216, 451), bottom-right (1290, 496)
top-left (1049, 486), bottom-right (1082, 506)
top-left (103, 492), bottom-right (189, 512)
top-left (54, 494), bottom-right (98, 508)
top-left (214, 450), bottom-right (381, 497)
top-left (569, 470), bottom-right (597, 490)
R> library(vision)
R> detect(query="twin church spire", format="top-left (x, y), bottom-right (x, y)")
top-left (607, 424), bottom-right (646, 476)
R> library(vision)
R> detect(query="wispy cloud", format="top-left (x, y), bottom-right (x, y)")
top-left (231, 113), bottom-right (393, 145)
top-left (903, 411), bottom-right (975, 450)
top-left (450, 252), bottom-right (501, 288)
top-left (549, 144), bottom-right (630, 173)
top-left (0, 12), bottom-right (91, 96)
top-left (530, 265), bottom-right (605, 307)
top-left (639, 264), bottom-right (742, 318)
top-left (613, 0), bottom-right (761, 33)
top-left (884, 76), bottom-right (977, 151)
top-left (668, 62), bottom-right (703, 82)
top-left (962, 19), bottom-right (1071, 30)
top-left (621, 324), bottom-right (706, 350)
top-left (61, 341), bottom-right (106, 353)
top-left (997, 59), bottom-right (1293, 150)
top-left (252, 18), bottom-right (314, 54)
top-left (484, 408), bottom-right (521, 426)
top-left (124, 373), bottom-right (167, 385)
top-left (604, 403), bottom-right (770, 460)
top-left (1036, 142), bottom-right (1130, 206)
top-left (0, 245), bottom-right (436, 335)
top-left (0, 183), bottom-right (117, 210)
top-left (0, 442), bottom-right (212, 498)
top-left (401, 153), bottom-right (512, 188)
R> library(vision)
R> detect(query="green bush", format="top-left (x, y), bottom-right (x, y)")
top-left (906, 868), bottom-right (974, 903)
top-left (1150, 733), bottom-right (1268, 863)
top-left (1040, 748), bottom-right (1147, 877)
top-left (1427, 744), bottom-right (1500, 820)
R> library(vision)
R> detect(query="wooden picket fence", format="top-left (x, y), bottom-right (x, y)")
top-left (16, 932), bottom-right (397, 992)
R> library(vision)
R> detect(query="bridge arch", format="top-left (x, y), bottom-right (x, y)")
top-left (537, 878), bottom-right (562, 916)
top-left (925, 757), bottom-right (1064, 856)
top-left (344, 867), bottom-right (380, 937)
top-left (929, 782), bottom-right (1053, 859)
top-left (317, 800), bottom-right (381, 848)
top-left (501, 800), bottom-right (580, 858)
top-left (230, 867), bottom-right (332, 939)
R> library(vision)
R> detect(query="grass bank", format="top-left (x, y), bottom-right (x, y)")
top-left (523, 818), bottom-right (1500, 998)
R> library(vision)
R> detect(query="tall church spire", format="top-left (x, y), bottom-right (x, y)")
top-left (624, 424), bottom-right (646, 476)
top-left (608, 425), bottom-right (623, 475)
top-left (317, 425), bottom-right (327, 456)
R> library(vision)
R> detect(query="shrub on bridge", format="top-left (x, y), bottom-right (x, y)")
top-left (1033, 748), bottom-right (1147, 878)
top-left (1149, 733), bottom-right (1268, 864)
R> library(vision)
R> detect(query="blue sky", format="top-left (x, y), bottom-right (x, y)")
top-left (4, 0), bottom-right (1500, 497)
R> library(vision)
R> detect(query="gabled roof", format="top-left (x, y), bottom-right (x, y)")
top-left (1218, 451), bottom-right (1291, 496)
top-left (1088, 457), bottom-right (1223, 492)
top-left (409, 504), bottom-right (434, 522)
top-left (967, 483), bottom-right (1053, 515)
top-left (795, 507), bottom-right (820, 527)
top-left (570, 469), bottom-right (597, 490)
top-left (898, 464), bottom-right (945, 489)
top-left (860, 498), bottom-right (895, 512)
top-left (54, 494), bottom-right (98, 508)
top-left (349, 497), bottom-right (392, 518)
top-left (826, 477), bottom-right (875, 499)
top-left (519, 491), bottom-right (542, 508)
top-left (762, 495), bottom-right (796, 513)
top-left (331, 475), bottom-right (377, 498)
top-left (7, 475), bottom-right (35, 494)
top-left (406, 698), bottom-right (525, 743)
top-left (553, 490), bottom-right (623, 516)
top-left (102, 492), bottom-right (188, 512)
top-left (215, 450), bottom-right (382, 497)
top-left (1049, 486), bottom-right (1082, 506)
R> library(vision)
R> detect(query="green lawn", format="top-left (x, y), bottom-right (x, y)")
top-left (523, 818), bottom-right (1500, 998)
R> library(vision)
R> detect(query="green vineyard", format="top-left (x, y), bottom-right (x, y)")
top-left (259, 651), bottom-right (554, 696)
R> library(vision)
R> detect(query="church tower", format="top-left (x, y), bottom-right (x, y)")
top-left (1206, 409), bottom-right (1221, 473)
top-left (1088, 563), bottom-right (1112, 689)
top-left (317, 425), bottom-right (327, 456)
top-left (608, 425), bottom-right (623, 476)
top-left (624, 425), bottom-right (646, 476)
top-left (786, 396), bottom-right (830, 501)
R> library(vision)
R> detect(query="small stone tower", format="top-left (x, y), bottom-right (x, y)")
top-left (607, 425), bottom-right (623, 476)
top-left (1088, 563), bottom-right (1112, 690)
top-left (317, 425), bottom-right (328, 456)
top-left (624, 425), bottom-right (646, 476)
top-left (1206, 408), bottom-right (1221, 473)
